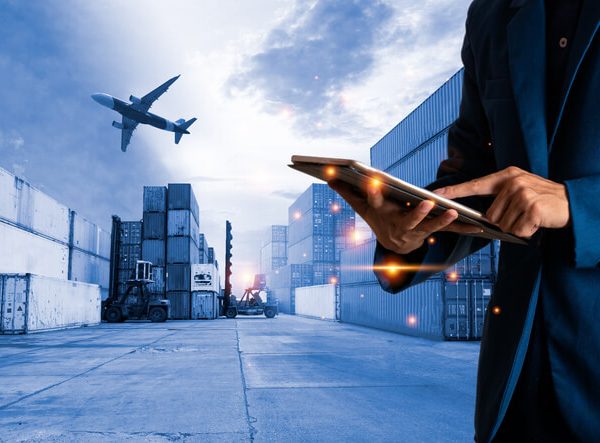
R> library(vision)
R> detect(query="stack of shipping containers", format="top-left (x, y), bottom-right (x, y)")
top-left (166, 184), bottom-right (200, 319)
top-left (0, 166), bottom-right (110, 299)
top-left (117, 221), bottom-right (142, 298)
top-left (198, 233), bottom-right (209, 264)
top-left (339, 70), bottom-right (498, 340)
top-left (141, 186), bottom-right (167, 298)
top-left (260, 225), bottom-right (288, 274)
top-left (287, 184), bottom-right (355, 284)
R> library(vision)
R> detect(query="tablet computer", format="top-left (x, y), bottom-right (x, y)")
top-left (289, 155), bottom-right (527, 245)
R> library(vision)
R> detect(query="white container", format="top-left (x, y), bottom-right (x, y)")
top-left (0, 222), bottom-right (69, 279)
top-left (191, 264), bottom-right (220, 292)
top-left (0, 167), bottom-right (70, 243)
top-left (295, 284), bottom-right (337, 320)
top-left (70, 249), bottom-right (110, 291)
top-left (191, 291), bottom-right (219, 319)
top-left (0, 274), bottom-right (101, 334)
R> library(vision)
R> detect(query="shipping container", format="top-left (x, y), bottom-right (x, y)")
top-left (167, 264), bottom-right (191, 291)
top-left (167, 236), bottom-right (199, 264)
top-left (0, 222), bottom-right (69, 279)
top-left (120, 221), bottom-right (142, 245)
top-left (340, 280), bottom-right (446, 339)
top-left (143, 186), bottom-right (167, 213)
top-left (72, 212), bottom-right (99, 255)
top-left (142, 212), bottom-right (166, 239)
top-left (167, 290), bottom-right (191, 319)
top-left (190, 264), bottom-right (220, 292)
top-left (370, 70), bottom-right (463, 171)
top-left (0, 167), bottom-right (71, 243)
top-left (142, 239), bottom-right (166, 267)
top-left (118, 244), bottom-right (141, 269)
top-left (191, 291), bottom-right (219, 319)
top-left (207, 247), bottom-right (215, 264)
top-left (295, 284), bottom-right (337, 320)
top-left (167, 183), bottom-right (199, 225)
top-left (0, 274), bottom-right (100, 334)
top-left (70, 249), bottom-right (110, 290)
top-left (97, 227), bottom-right (111, 258)
top-left (167, 210), bottom-right (199, 241)
top-left (146, 266), bottom-right (165, 295)
top-left (267, 263), bottom-right (314, 290)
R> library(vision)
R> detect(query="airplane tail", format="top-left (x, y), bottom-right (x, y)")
top-left (174, 118), bottom-right (197, 144)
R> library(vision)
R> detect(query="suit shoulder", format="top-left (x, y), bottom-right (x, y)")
top-left (465, 0), bottom-right (512, 38)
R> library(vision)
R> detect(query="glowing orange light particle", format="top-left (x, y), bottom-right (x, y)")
top-left (331, 203), bottom-right (340, 212)
top-left (448, 271), bottom-right (459, 281)
top-left (406, 201), bottom-right (412, 207)
top-left (385, 265), bottom-right (401, 277)
top-left (492, 306), bottom-right (502, 315)
top-left (329, 277), bottom-right (338, 284)
top-left (371, 178), bottom-right (382, 189)
top-left (407, 315), bottom-right (417, 327)
top-left (325, 166), bottom-right (336, 178)
top-left (428, 236), bottom-right (436, 245)
top-left (294, 211), bottom-right (302, 220)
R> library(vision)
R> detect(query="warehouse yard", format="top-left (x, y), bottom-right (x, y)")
top-left (0, 315), bottom-right (480, 442)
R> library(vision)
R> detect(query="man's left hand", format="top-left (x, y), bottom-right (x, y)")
top-left (433, 166), bottom-right (571, 238)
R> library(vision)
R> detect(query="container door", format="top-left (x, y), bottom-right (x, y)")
top-left (1, 276), bottom-right (28, 333)
top-left (443, 280), bottom-right (470, 340)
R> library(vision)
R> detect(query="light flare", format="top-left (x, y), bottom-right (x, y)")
top-left (407, 315), bottom-right (418, 327)
top-left (492, 306), bottom-right (502, 315)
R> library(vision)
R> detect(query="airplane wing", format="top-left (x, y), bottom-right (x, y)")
top-left (120, 117), bottom-right (139, 152)
top-left (132, 75), bottom-right (180, 113)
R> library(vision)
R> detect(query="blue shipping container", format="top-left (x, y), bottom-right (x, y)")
top-left (167, 183), bottom-right (199, 225)
top-left (143, 212), bottom-right (166, 240)
top-left (143, 186), bottom-right (167, 213)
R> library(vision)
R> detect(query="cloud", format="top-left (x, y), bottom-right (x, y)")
top-left (271, 189), bottom-right (302, 200)
top-left (228, 0), bottom-right (394, 138)
top-left (187, 175), bottom-right (237, 183)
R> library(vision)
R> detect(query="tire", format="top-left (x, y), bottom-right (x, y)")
top-left (148, 307), bottom-right (168, 322)
top-left (105, 307), bottom-right (122, 323)
top-left (226, 307), bottom-right (237, 319)
top-left (264, 307), bottom-right (276, 318)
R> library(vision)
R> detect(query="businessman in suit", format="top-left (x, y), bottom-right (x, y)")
top-left (330, 0), bottom-right (599, 441)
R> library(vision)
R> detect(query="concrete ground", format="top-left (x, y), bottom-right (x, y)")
top-left (0, 315), bottom-right (480, 442)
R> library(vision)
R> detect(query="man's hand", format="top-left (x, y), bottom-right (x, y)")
top-left (329, 180), bottom-right (482, 255)
top-left (433, 166), bottom-right (571, 238)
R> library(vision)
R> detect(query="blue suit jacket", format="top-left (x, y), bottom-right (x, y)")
top-left (374, 0), bottom-right (600, 441)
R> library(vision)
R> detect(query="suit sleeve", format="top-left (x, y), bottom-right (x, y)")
top-left (564, 176), bottom-right (600, 268)
top-left (374, 13), bottom-right (498, 294)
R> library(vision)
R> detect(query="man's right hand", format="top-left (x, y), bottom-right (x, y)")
top-left (329, 180), bottom-right (483, 255)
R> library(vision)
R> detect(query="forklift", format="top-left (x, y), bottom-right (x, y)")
top-left (220, 274), bottom-right (278, 319)
top-left (219, 221), bottom-right (277, 319)
top-left (102, 260), bottom-right (170, 323)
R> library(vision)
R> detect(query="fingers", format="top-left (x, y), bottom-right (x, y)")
top-left (433, 166), bottom-right (524, 199)
top-left (397, 200), bottom-right (435, 230)
top-left (366, 184), bottom-right (385, 209)
top-left (415, 209), bottom-right (458, 233)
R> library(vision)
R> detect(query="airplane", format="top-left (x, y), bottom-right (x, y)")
top-left (92, 75), bottom-right (197, 152)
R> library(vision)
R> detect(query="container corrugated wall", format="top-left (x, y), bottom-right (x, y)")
top-left (142, 239), bottom-right (166, 267)
top-left (341, 280), bottom-right (446, 339)
top-left (166, 291), bottom-right (191, 319)
top-left (168, 210), bottom-right (199, 241)
top-left (167, 264), bottom-right (191, 291)
top-left (191, 291), bottom-right (219, 319)
top-left (143, 186), bottom-right (167, 213)
top-left (370, 70), bottom-right (463, 171)
top-left (167, 237), bottom-right (199, 264)
top-left (143, 213), bottom-right (166, 239)
top-left (167, 184), bottom-right (199, 224)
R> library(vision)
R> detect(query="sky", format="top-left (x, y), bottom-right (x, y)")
top-left (0, 0), bottom-right (471, 291)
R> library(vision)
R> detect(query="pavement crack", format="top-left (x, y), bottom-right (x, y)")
top-left (235, 319), bottom-right (257, 442)
top-left (0, 330), bottom-right (178, 411)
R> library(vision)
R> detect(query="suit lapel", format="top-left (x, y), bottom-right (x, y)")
top-left (548, 0), bottom-right (600, 151)
top-left (507, 0), bottom-right (548, 177)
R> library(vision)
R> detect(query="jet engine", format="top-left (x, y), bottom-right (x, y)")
top-left (129, 95), bottom-right (142, 104)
